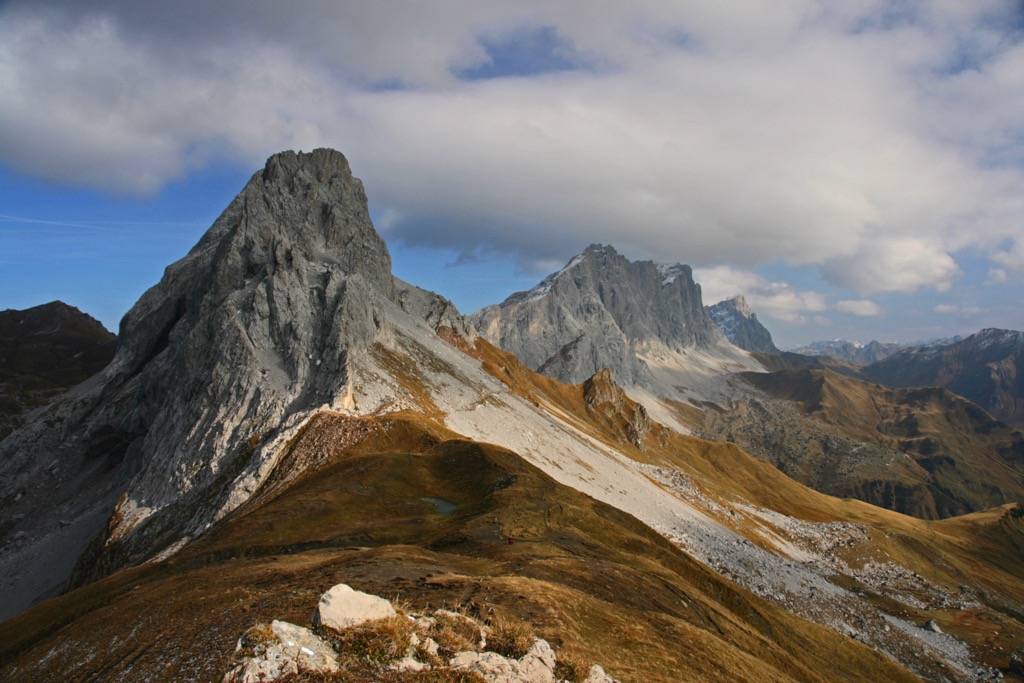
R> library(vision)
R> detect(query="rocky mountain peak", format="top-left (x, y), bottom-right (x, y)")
top-left (0, 149), bottom-right (414, 611)
top-left (117, 147), bottom-right (393, 380)
top-left (581, 243), bottom-right (620, 259)
top-left (730, 295), bottom-right (754, 317)
top-left (706, 295), bottom-right (779, 354)
top-left (471, 247), bottom-right (724, 386)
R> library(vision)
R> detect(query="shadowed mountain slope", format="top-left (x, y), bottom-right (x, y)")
top-left (861, 329), bottom-right (1024, 427)
top-left (705, 368), bottom-right (1024, 519)
top-left (0, 301), bottom-right (115, 439)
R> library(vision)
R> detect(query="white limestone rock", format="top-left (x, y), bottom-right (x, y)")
top-left (312, 583), bottom-right (397, 631)
top-left (583, 664), bottom-right (620, 683)
top-left (392, 656), bottom-right (431, 673)
top-left (223, 619), bottom-right (338, 682)
top-left (269, 620), bottom-right (339, 672)
top-left (449, 638), bottom-right (557, 683)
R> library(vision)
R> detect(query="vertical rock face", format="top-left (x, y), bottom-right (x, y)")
top-left (0, 149), bottom-right (412, 612)
top-left (706, 295), bottom-right (779, 354)
top-left (470, 244), bottom-right (724, 385)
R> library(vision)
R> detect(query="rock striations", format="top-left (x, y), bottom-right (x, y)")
top-left (471, 244), bottom-right (725, 386)
top-left (706, 295), bottom-right (779, 354)
top-left (0, 149), bottom-right (462, 618)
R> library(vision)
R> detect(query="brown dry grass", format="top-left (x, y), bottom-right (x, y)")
top-left (2, 399), bottom-right (1020, 681)
top-left (429, 610), bottom-right (482, 655)
top-left (483, 610), bottom-right (534, 659)
top-left (319, 615), bottom-right (414, 667)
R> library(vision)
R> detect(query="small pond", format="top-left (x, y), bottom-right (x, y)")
top-left (419, 497), bottom-right (457, 516)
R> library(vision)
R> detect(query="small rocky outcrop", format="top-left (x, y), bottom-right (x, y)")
top-left (471, 244), bottom-right (724, 386)
top-left (583, 368), bottom-right (653, 448)
top-left (224, 583), bottom-right (619, 683)
top-left (449, 639), bottom-right (557, 682)
top-left (706, 295), bottom-right (779, 354)
top-left (227, 620), bottom-right (339, 681)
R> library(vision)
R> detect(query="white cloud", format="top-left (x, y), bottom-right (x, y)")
top-left (694, 266), bottom-right (827, 323)
top-left (836, 299), bottom-right (883, 317)
top-left (934, 303), bottom-right (983, 315)
top-left (986, 267), bottom-right (1009, 284)
top-left (820, 238), bottom-right (960, 293)
top-left (0, 0), bottom-right (1021, 292)
top-left (992, 239), bottom-right (1024, 273)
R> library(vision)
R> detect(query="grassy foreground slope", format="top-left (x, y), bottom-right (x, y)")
top-left (0, 413), bottom-right (916, 682)
top-left (2, 337), bottom-right (1022, 681)
top-left (460, 336), bottom-right (1024, 677)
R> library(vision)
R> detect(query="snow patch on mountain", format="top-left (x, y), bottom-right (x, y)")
top-left (656, 263), bottom-right (689, 286)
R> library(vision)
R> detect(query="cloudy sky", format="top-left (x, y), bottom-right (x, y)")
top-left (1, 1), bottom-right (1022, 348)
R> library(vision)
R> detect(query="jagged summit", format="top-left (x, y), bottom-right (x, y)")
top-left (118, 148), bottom-right (392, 381)
top-left (728, 294), bottom-right (753, 317)
top-left (706, 295), bottom-right (779, 354)
top-left (472, 245), bottom-right (725, 386)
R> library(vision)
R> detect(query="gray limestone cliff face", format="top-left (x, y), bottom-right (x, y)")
top-left (392, 277), bottom-right (472, 337)
top-left (0, 149), bottom-right (455, 617)
top-left (470, 245), bottom-right (724, 385)
top-left (706, 295), bottom-right (779, 354)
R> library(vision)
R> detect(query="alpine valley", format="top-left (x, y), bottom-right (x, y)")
top-left (1, 150), bottom-right (1023, 683)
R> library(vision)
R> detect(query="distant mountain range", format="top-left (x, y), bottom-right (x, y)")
top-left (789, 338), bottom-right (906, 365)
top-left (701, 362), bottom-right (1024, 518)
top-left (769, 330), bottom-right (1024, 428)
top-left (861, 328), bottom-right (1024, 427)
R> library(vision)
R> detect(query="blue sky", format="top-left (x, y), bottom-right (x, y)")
top-left (1, 1), bottom-right (1022, 348)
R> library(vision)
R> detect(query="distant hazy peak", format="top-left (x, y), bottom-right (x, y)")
top-left (791, 339), bottom-right (904, 365)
